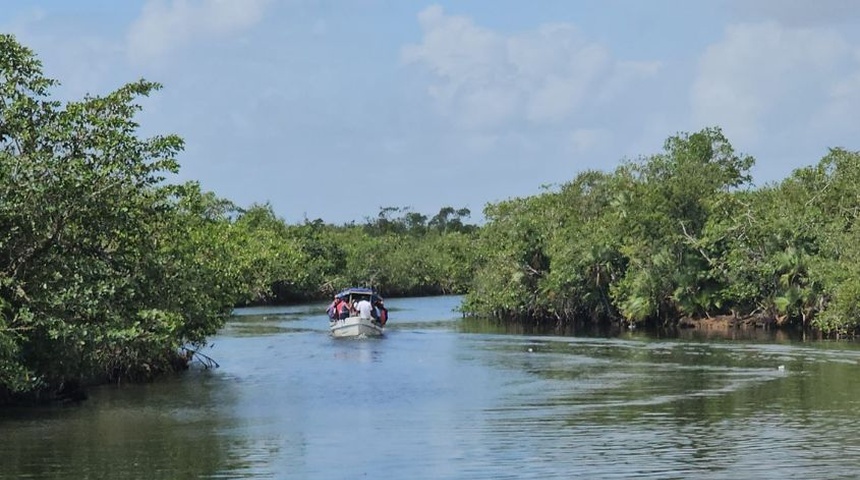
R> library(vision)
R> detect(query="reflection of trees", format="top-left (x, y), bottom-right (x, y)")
top-left (674, 327), bottom-right (801, 343)
top-left (460, 317), bottom-right (624, 337)
top-left (0, 371), bottom-right (262, 479)
top-left (476, 329), bottom-right (860, 472)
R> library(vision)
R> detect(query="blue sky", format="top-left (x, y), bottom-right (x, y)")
top-left (3, 0), bottom-right (859, 224)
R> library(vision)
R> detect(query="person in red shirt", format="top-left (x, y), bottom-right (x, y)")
top-left (337, 297), bottom-right (352, 319)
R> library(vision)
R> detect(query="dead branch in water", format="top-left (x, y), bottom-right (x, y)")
top-left (181, 346), bottom-right (220, 369)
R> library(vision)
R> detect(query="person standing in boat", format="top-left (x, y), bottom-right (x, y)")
top-left (356, 297), bottom-right (374, 320)
top-left (326, 295), bottom-right (339, 320)
top-left (335, 296), bottom-right (351, 320)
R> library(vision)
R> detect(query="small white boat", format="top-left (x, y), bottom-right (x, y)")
top-left (329, 316), bottom-right (384, 338)
top-left (327, 287), bottom-right (388, 338)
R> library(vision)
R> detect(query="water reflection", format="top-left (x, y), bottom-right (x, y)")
top-left (459, 316), bottom-right (860, 478)
top-left (460, 315), bottom-right (809, 343)
top-left (0, 370), bottom-right (271, 479)
top-left (460, 316), bottom-right (625, 337)
top-left (3, 297), bottom-right (860, 479)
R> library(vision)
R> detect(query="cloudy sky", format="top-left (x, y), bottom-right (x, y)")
top-left (3, 0), bottom-right (859, 224)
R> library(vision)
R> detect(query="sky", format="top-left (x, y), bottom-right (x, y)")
top-left (2, 0), bottom-right (859, 224)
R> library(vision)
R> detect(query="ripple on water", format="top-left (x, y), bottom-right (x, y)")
top-left (5, 300), bottom-right (860, 480)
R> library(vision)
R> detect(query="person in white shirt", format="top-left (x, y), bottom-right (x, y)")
top-left (356, 298), bottom-right (374, 319)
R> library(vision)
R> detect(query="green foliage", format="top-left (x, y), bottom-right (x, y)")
top-left (0, 35), bottom-right (246, 399)
top-left (606, 128), bottom-right (754, 323)
top-left (465, 127), bottom-right (860, 334)
top-left (202, 203), bottom-right (482, 304)
top-left (462, 194), bottom-right (555, 320)
top-left (337, 222), bottom-right (477, 298)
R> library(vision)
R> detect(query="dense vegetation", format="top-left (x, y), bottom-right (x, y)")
top-left (463, 128), bottom-right (860, 335)
top-left (0, 35), bottom-right (478, 402)
top-left (1, 35), bottom-right (242, 401)
top-left (237, 203), bottom-right (479, 303)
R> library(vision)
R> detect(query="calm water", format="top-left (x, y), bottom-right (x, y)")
top-left (3, 295), bottom-right (860, 479)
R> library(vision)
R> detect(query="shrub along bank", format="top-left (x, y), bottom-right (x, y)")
top-left (462, 128), bottom-right (860, 335)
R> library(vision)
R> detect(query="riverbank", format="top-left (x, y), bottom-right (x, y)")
top-left (673, 313), bottom-right (837, 337)
top-left (678, 313), bottom-right (783, 330)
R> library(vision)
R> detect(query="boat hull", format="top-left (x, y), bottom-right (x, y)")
top-left (330, 316), bottom-right (384, 338)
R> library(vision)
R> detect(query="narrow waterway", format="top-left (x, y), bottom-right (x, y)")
top-left (3, 295), bottom-right (860, 479)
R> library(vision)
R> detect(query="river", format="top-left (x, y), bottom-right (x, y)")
top-left (2, 295), bottom-right (860, 479)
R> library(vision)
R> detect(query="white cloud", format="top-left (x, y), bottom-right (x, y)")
top-left (566, 128), bottom-right (610, 155)
top-left (5, 7), bottom-right (48, 27)
top-left (3, 8), bottom-right (126, 99)
top-left (831, 67), bottom-right (860, 102)
top-left (596, 60), bottom-right (662, 103)
top-left (691, 21), bottom-right (850, 145)
top-left (127, 0), bottom-right (272, 65)
top-left (464, 133), bottom-right (500, 154)
top-left (402, 5), bottom-right (658, 131)
top-left (730, 0), bottom-right (860, 27)
top-left (816, 48), bottom-right (860, 132)
top-left (507, 23), bottom-right (611, 122)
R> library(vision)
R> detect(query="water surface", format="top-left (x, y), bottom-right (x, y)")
top-left (3, 295), bottom-right (860, 479)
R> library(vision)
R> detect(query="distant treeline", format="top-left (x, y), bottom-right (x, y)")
top-left (3, 34), bottom-right (860, 404)
top-left (237, 203), bottom-right (480, 303)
